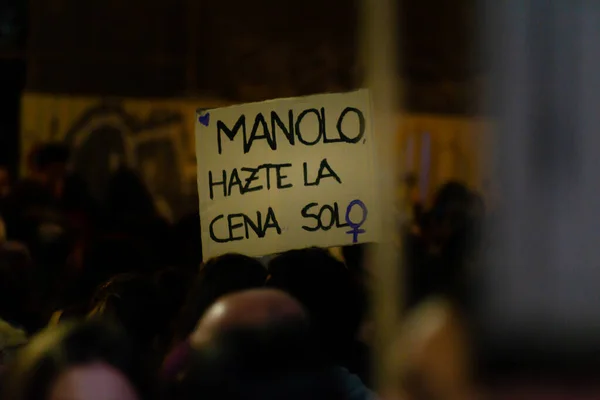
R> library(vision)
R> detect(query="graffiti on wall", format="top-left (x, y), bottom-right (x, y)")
top-left (21, 94), bottom-right (485, 222)
top-left (59, 102), bottom-right (194, 221)
top-left (21, 94), bottom-right (234, 221)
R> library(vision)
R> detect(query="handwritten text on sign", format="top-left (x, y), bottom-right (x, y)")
top-left (195, 90), bottom-right (379, 259)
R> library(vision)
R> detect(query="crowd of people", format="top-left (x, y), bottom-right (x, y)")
top-left (0, 142), bottom-right (484, 400)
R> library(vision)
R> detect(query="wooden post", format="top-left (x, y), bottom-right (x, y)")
top-left (361, 0), bottom-right (402, 391)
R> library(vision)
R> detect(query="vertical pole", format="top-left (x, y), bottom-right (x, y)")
top-left (361, 0), bottom-right (402, 391)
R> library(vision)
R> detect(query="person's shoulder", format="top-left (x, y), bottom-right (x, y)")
top-left (332, 366), bottom-right (378, 400)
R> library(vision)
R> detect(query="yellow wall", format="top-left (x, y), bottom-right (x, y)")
top-left (21, 92), bottom-right (485, 218)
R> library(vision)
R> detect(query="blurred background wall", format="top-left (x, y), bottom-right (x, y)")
top-left (2, 0), bottom-right (480, 216)
top-left (21, 94), bottom-right (484, 219)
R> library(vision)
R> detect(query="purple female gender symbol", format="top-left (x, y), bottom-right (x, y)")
top-left (345, 199), bottom-right (368, 243)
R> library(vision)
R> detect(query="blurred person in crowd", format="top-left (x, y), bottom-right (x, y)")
top-left (405, 181), bottom-right (480, 310)
top-left (171, 213), bottom-right (203, 270)
top-left (60, 173), bottom-right (97, 234)
top-left (104, 165), bottom-right (157, 223)
top-left (55, 235), bottom-right (153, 322)
top-left (189, 289), bottom-right (307, 348)
top-left (154, 267), bottom-right (196, 348)
top-left (2, 320), bottom-right (148, 400)
top-left (386, 298), bottom-right (475, 400)
top-left (342, 243), bottom-right (369, 282)
top-left (0, 318), bottom-right (28, 376)
top-left (0, 241), bottom-right (43, 333)
top-left (162, 256), bottom-right (267, 381)
top-left (164, 288), bottom-right (305, 383)
top-left (170, 253), bottom-right (267, 346)
top-left (174, 289), bottom-right (346, 400)
top-left (0, 164), bottom-right (11, 204)
top-left (341, 244), bottom-right (376, 347)
top-left (17, 142), bottom-right (69, 201)
top-left (103, 165), bottom-right (172, 269)
top-left (404, 172), bottom-right (424, 226)
top-left (267, 248), bottom-right (374, 398)
top-left (0, 215), bottom-right (5, 244)
top-left (2, 143), bottom-right (70, 242)
top-left (88, 273), bottom-right (173, 368)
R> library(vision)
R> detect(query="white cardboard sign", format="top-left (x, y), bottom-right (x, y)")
top-left (195, 89), bottom-right (380, 259)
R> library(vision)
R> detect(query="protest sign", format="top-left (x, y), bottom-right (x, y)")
top-left (195, 89), bottom-right (380, 259)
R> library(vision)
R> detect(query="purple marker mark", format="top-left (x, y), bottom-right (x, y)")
top-left (198, 112), bottom-right (210, 127)
top-left (345, 199), bottom-right (368, 243)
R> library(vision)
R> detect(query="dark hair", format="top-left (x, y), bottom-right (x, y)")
top-left (266, 248), bottom-right (365, 364)
top-left (175, 322), bottom-right (345, 400)
top-left (34, 143), bottom-right (70, 170)
top-left (0, 243), bottom-right (40, 332)
top-left (105, 166), bottom-right (156, 219)
top-left (2, 320), bottom-right (147, 400)
top-left (61, 235), bottom-right (153, 314)
top-left (430, 181), bottom-right (472, 224)
top-left (89, 273), bottom-right (163, 352)
top-left (172, 253), bottom-right (267, 343)
top-left (172, 213), bottom-right (202, 269)
top-left (341, 243), bottom-right (369, 278)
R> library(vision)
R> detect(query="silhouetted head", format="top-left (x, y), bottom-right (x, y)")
top-left (266, 248), bottom-right (365, 364)
top-left (163, 289), bottom-right (307, 384)
top-left (3, 320), bottom-right (146, 400)
top-left (190, 289), bottom-right (307, 348)
top-left (105, 166), bottom-right (156, 218)
top-left (89, 273), bottom-right (163, 351)
top-left (341, 243), bottom-right (369, 278)
top-left (430, 182), bottom-right (471, 226)
top-left (32, 143), bottom-right (70, 199)
top-left (172, 253), bottom-right (267, 343)
top-left (172, 213), bottom-right (202, 270)
top-left (63, 235), bottom-right (152, 312)
top-left (176, 299), bottom-right (343, 400)
top-left (0, 165), bottom-right (11, 199)
top-left (0, 242), bottom-right (39, 331)
top-left (34, 143), bottom-right (70, 175)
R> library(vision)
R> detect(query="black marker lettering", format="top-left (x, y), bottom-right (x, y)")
top-left (264, 164), bottom-right (274, 190)
top-left (318, 204), bottom-right (336, 231)
top-left (241, 167), bottom-right (263, 193)
top-left (315, 158), bottom-right (342, 185)
top-left (246, 113), bottom-right (274, 153)
top-left (271, 110), bottom-right (295, 147)
top-left (295, 108), bottom-right (323, 146)
top-left (300, 201), bottom-right (349, 232)
top-left (243, 211), bottom-right (263, 238)
top-left (263, 207), bottom-right (282, 235)
top-left (276, 163), bottom-right (293, 189)
top-left (334, 201), bottom-right (349, 228)
top-left (227, 214), bottom-right (245, 241)
top-left (209, 215), bottom-right (228, 243)
top-left (303, 162), bottom-right (317, 186)
top-left (227, 168), bottom-right (243, 196)
top-left (303, 159), bottom-right (342, 186)
top-left (337, 107), bottom-right (365, 143)
top-left (301, 203), bottom-right (320, 231)
top-left (322, 106), bottom-right (344, 144)
top-left (217, 115), bottom-right (246, 154)
top-left (209, 170), bottom-right (227, 200)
